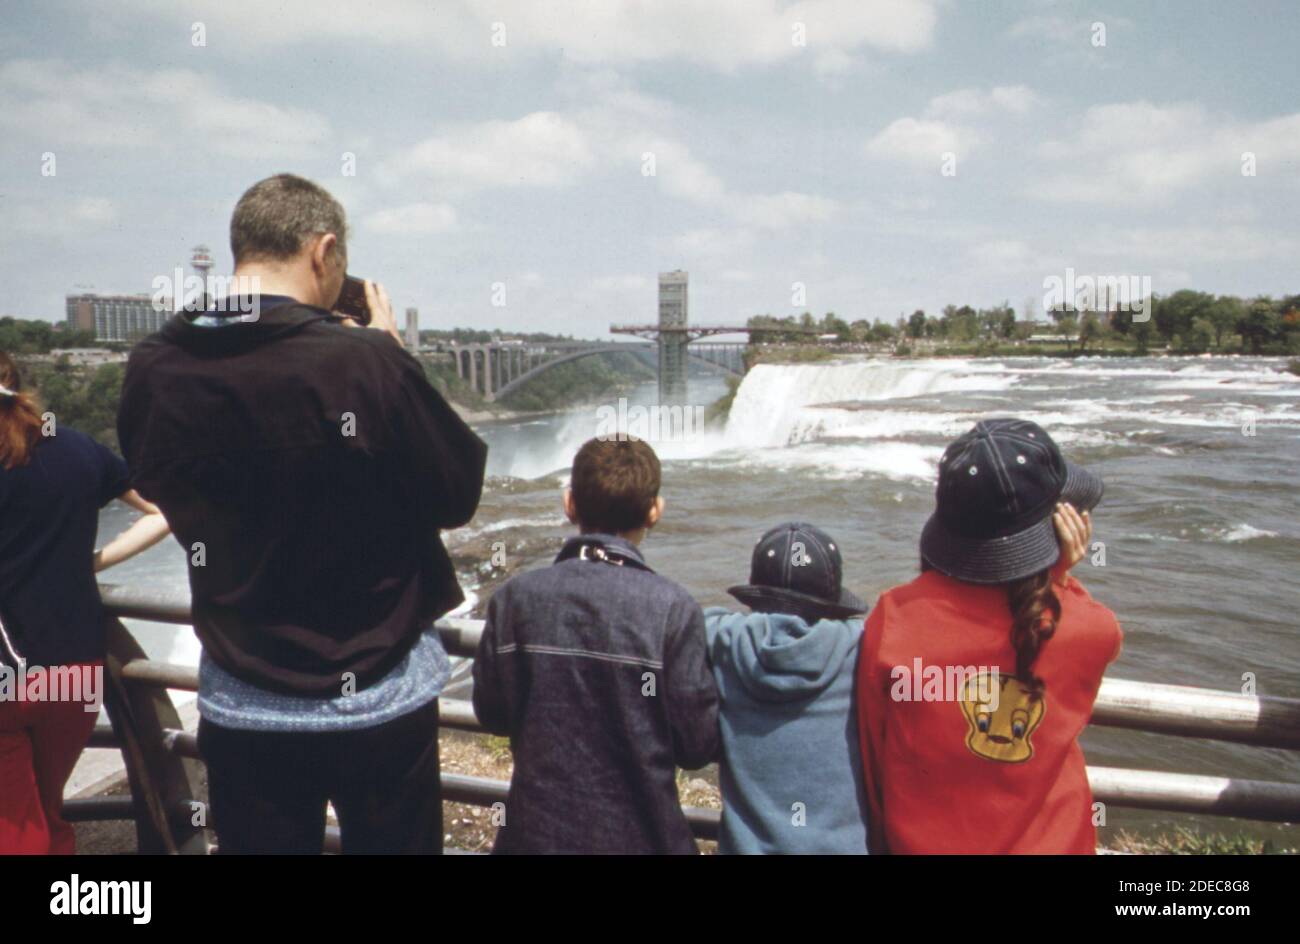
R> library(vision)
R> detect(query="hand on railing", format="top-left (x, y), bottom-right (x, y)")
top-left (95, 491), bottom-right (172, 572)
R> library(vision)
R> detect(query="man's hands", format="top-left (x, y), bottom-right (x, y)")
top-left (340, 279), bottom-right (403, 346)
top-left (1051, 501), bottom-right (1092, 585)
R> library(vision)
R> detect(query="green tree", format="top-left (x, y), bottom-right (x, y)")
top-left (1238, 297), bottom-right (1281, 354)
top-left (1131, 317), bottom-right (1154, 354)
top-left (975, 302), bottom-right (1015, 339)
top-left (868, 320), bottom-right (897, 342)
top-left (998, 307), bottom-right (1017, 339)
top-left (1154, 290), bottom-right (1213, 343)
top-left (1205, 296), bottom-right (1243, 349)
top-left (906, 309), bottom-right (926, 339)
top-left (1279, 296), bottom-right (1300, 344)
top-left (820, 312), bottom-right (850, 340)
top-left (746, 313), bottom-right (804, 343)
top-left (21, 360), bottom-right (125, 451)
top-left (1186, 317), bottom-right (1215, 353)
top-left (1049, 306), bottom-right (1079, 350)
top-left (942, 304), bottom-right (979, 341)
top-left (0, 317), bottom-right (97, 354)
top-left (1078, 312), bottom-right (1103, 351)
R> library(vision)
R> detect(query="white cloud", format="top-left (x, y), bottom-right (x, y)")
top-left (11, 195), bottom-right (118, 237)
top-left (812, 47), bottom-right (857, 78)
top-left (864, 85), bottom-right (1038, 165)
top-left (1007, 13), bottom-right (1081, 43)
top-left (1006, 13), bottom-right (1134, 70)
top-left (383, 112), bottom-right (596, 196)
top-left (645, 139), bottom-right (837, 228)
top-left (645, 138), bottom-right (730, 206)
top-left (865, 117), bottom-right (972, 165)
top-left (1028, 101), bottom-right (1300, 204)
top-left (1007, 13), bottom-right (1133, 46)
top-left (0, 59), bottom-right (329, 158)
top-left (1080, 225), bottom-right (1300, 266)
top-left (737, 191), bottom-right (837, 228)
top-left (115, 0), bottom-right (938, 71)
top-left (966, 239), bottom-right (1040, 270)
top-left (72, 197), bottom-right (117, 225)
top-left (667, 227), bottom-right (759, 270)
top-left (379, 83), bottom-right (836, 229)
top-left (363, 202), bottom-right (458, 235)
top-left (589, 274), bottom-right (653, 293)
top-left (927, 85), bottom-right (1041, 117)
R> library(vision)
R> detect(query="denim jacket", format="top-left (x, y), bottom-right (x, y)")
top-left (473, 534), bottom-right (720, 853)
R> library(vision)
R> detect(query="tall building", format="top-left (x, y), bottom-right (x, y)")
top-left (191, 245), bottom-right (214, 311)
top-left (65, 294), bottom-right (167, 342)
top-left (657, 270), bottom-right (688, 404)
top-left (405, 307), bottom-right (419, 350)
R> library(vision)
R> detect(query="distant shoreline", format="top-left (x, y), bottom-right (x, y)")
top-left (746, 343), bottom-right (1300, 368)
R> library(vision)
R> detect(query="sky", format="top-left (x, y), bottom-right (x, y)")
top-left (1, 0), bottom-right (1298, 339)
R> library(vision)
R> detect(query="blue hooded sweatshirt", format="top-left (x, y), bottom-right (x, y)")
top-left (704, 607), bottom-right (869, 854)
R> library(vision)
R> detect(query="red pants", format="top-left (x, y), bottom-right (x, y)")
top-left (0, 663), bottom-right (101, 854)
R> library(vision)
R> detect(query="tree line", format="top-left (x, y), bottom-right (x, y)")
top-left (747, 291), bottom-right (1300, 355)
top-left (0, 317), bottom-right (98, 354)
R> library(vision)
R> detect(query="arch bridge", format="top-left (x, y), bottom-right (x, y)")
top-left (443, 339), bottom-right (747, 402)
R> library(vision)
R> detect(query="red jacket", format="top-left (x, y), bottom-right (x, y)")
top-left (856, 569), bottom-right (1121, 854)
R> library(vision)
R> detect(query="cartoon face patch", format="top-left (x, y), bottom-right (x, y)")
top-left (958, 671), bottom-right (1045, 763)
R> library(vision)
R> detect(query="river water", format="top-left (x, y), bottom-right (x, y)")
top-left (97, 354), bottom-right (1300, 846)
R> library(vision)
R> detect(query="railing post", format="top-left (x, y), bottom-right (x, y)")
top-left (102, 617), bottom-right (210, 854)
top-left (93, 585), bottom-right (1300, 840)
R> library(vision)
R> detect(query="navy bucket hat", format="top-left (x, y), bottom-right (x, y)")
top-left (729, 522), bottom-right (866, 621)
top-left (920, 418), bottom-right (1104, 585)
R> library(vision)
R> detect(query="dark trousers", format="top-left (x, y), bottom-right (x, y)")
top-left (198, 697), bottom-right (443, 854)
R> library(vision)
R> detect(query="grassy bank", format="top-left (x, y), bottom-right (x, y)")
top-left (440, 730), bottom-right (722, 853)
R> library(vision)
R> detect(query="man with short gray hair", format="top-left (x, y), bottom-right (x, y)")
top-left (118, 173), bottom-right (487, 854)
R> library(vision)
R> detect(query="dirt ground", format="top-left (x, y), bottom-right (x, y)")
top-left (438, 729), bottom-right (721, 854)
top-left (75, 730), bottom-right (723, 855)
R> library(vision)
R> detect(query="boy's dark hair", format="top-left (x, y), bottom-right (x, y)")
top-left (230, 173), bottom-right (348, 266)
top-left (570, 436), bottom-right (661, 535)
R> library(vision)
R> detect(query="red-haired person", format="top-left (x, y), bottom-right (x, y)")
top-left (857, 418), bottom-right (1119, 854)
top-left (0, 352), bottom-right (170, 854)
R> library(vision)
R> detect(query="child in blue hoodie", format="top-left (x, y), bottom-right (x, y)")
top-left (705, 522), bottom-right (870, 854)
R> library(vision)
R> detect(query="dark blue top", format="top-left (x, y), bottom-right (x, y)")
top-left (0, 428), bottom-right (129, 668)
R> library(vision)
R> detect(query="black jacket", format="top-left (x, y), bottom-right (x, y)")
top-left (117, 299), bottom-right (487, 695)
top-left (473, 535), bottom-right (720, 854)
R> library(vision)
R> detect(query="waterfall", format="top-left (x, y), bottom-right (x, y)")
top-left (723, 359), bottom-right (1017, 449)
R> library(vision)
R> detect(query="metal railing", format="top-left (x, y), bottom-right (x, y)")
top-left (73, 583), bottom-right (1300, 853)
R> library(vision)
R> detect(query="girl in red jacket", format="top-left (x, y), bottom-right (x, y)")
top-left (857, 418), bottom-right (1120, 854)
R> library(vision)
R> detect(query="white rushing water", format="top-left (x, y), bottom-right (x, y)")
top-left (723, 359), bottom-right (1020, 449)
